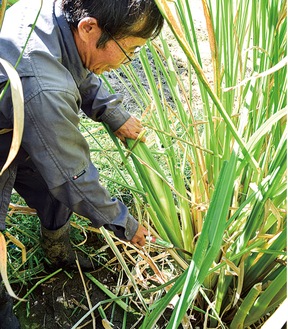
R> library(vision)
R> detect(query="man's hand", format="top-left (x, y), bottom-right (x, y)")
top-left (129, 224), bottom-right (148, 247)
top-left (114, 116), bottom-right (146, 143)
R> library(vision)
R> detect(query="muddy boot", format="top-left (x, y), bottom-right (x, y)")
top-left (0, 283), bottom-right (21, 329)
top-left (40, 221), bottom-right (95, 271)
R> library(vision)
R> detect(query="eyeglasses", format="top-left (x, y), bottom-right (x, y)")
top-left (106, 31), bottom-right (141, 65)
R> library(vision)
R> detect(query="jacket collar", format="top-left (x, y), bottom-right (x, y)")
top-left (53, 0), bottom-right (90, 86)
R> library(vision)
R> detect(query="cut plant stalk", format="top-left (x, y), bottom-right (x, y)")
top-left (146, 236), bottom-right (192, 257)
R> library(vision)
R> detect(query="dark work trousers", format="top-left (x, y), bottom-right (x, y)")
top-left (0, 276), bottom-right (20, 329)
top-left (0, 131), bottom-right (72, 231)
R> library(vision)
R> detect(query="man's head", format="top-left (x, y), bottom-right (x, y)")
top-left (62, 0), bottom-right (164, 74)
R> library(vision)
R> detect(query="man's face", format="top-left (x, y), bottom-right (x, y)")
top-left (73, 18), bottom-right (147, 74)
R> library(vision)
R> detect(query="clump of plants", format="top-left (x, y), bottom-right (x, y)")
top-left (1, 0), bottom-right (286, 328)
top-left (98, 0), bottom-right (287, 327)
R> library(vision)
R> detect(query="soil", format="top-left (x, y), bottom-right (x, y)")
top-left (13, 235), bottom-right (135, 329)
top-left (11, 2), bottom-right (212, 328)
top-left (13, 229), bottom-right (179, 329)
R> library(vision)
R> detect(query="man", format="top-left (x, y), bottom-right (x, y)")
top-left (0, 0), bottom-right (164, 327)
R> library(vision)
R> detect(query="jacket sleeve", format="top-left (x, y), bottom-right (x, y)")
top-left (21, 86), bottom-right (138, 240)
top-left (79, 73), bottom-right (131, 132)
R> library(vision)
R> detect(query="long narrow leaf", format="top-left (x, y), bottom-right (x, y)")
top-left (0, 59), bottom-right (24, 175)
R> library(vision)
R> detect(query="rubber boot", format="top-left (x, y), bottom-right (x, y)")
top-left (0, 283), bottom-right (21, 329)
top-left (40, 221), bottom-right (95, 270)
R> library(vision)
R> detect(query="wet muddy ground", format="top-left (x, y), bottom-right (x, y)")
top-left (12, 230), bottom-right (175, 329)
top-left (12, 230), bottom-right (139, 329)
top-left (15, 269), bottom-right (137, 329)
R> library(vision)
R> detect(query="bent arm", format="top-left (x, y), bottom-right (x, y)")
top-left (79, 73), bottom-right (131, 131)
top-left (22, 88), bottom-right (138, 240)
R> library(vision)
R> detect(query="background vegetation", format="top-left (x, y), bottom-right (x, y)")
top-left (0, 0), bottom-right (286, 328)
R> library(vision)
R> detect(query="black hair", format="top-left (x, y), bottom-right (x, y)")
top-left (61, 0), bottom-right (164, 48)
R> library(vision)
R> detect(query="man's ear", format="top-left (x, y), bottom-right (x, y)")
top-left (77, 17), bottom-right (100, 41)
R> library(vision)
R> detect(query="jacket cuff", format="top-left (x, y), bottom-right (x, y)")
top-left (100, 107), bottom-right (131, 132)
top-left (123, 214), bottom-right (139, 240)
top-left (104, 213), bottom-right (139, 241)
